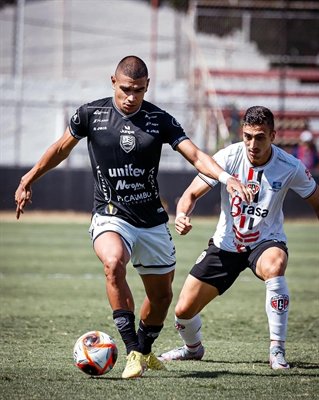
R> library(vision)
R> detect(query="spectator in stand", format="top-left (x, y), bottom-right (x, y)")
top-left (293, 130), bottom-right (319, 171)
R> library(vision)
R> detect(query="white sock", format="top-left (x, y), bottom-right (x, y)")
top-left (174, 314), bottom-right (202, 350)
top-left (265, 276), bottom-right (290, 344)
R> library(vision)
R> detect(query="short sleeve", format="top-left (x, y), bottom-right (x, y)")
top-left (163, 114), bottom-right (189, 150)
top-left (69, 104), bottom-right (88, 139)
top-left (290, 160), bottom-right (317, 198)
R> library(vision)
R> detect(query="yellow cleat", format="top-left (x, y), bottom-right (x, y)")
top-left (143, 352), bottom-right (167, 371)
top-left (122, 351), bottom-right (147, 379)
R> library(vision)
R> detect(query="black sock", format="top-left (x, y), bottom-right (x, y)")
top-left (113, 309), bottom-right (141, 355)
top-left (138, 320), bottom-right (163, 355)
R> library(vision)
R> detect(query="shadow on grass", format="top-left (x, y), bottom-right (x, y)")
top-left (200, 358), bottom-right (319, 370)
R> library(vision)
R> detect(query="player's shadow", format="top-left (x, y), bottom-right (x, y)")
top-left (200, 358), bottom-right (319, 370)
top-left (177, 358), bottom-right (319, 378)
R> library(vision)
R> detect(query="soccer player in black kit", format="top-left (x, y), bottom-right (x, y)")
top-left (15, 56), bottom-right (253, 378)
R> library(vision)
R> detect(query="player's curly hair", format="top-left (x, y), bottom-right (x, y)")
top-left (243, 106), bottom-right (275, 131)
top-left (116, 56), bottom-right (148, 80)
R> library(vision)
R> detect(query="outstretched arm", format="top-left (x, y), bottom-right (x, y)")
top-left (175, 176), bottom-right (211, 235)
top-left (305, 185), bottom-right (319, 219)
top-left (176, 139), bottom-right (253, 204)
top-left (15, 127), bottom-right (79, 219)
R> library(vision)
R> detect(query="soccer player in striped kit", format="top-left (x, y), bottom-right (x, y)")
top-left (158, 106), bottom-right (319, 369)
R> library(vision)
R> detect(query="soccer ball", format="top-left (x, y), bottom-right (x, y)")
top-left (73, 331), bottom-right (118, 376)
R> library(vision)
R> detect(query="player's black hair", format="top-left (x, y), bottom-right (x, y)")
top-left (243, 106), bottom-right (275, 132)
top-left (116, 56), bottom-right (148, 80)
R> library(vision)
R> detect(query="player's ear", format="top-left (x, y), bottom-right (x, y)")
top-left (271, 130), bottom-right (276, 142)
top-left (111, 75), bottom-right (116, 89)
top-left (145, 78), bottom-right (150, 92)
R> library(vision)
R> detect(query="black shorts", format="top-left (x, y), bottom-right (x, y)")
top-left (189, 239), bottom-right (288, 295)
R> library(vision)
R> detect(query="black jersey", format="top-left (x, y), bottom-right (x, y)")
top-left (69, 97), bottom-right (189, 228)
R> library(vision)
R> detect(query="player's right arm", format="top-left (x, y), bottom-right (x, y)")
top-left (15, 127), bottom-right (79, 219)
top-left (175, 176), bottom-right (211, 235)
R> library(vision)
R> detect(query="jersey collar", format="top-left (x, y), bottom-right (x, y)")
top-left (112, 98), bottom-right (142, 119)
top-left (243, 143), bottom-right (276, 170)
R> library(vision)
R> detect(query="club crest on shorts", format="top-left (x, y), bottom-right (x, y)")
top-left (271, 294), bottom-right (289, 314)
top-left (195, 251), bottom-right (206, 264)
top-left (247, 180), bottom-right (260, 195)
top-left (120, 134), bottom-right (135, 153)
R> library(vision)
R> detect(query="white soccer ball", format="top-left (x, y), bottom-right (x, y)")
top-left (73, 331), bottom-right (118, 376)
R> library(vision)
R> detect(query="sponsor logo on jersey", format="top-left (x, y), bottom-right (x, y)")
top-left (120, 134), bottom-right (135, 153)
top-left (144, 114), bottom-right (158, 120)
top-left (93, 118), bottom-right (108, 124)
top-left (96, 166), bottom-right (111, 202)
top-left (93, 110), bottom-right (108, 115)
top-left (148, 167), bottom-right (159, 198)
top-left (108, 164), bottom-right (145, 177)
top-left (117, 192), bottom-right (152, 205)
top-left (271, 181), bottom-right (282, 191)
top-left (271, 294), bottom-right (289, 314)
top-left (120, 125), bottom-right (135, 134)
top-left (247, 180), bottom-right (260, 195)
top-left (231, 197), bottom-right (269, 219)
top-left (195, 251), bottom-right (206, 264)
top-left (93, 126), bottom-right (107, 131)
top-left (115, 180), bottom-right (145, 191)
top-left (72, 110), bottom-right (80, 125)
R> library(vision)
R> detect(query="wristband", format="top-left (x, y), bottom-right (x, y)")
top-left (218, 171), bottom-right (232, 185)
top-left (175, 212), bottom-right (187, 223)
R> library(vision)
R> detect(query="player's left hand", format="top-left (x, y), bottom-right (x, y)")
top-left (226, 177), bottom-right (254, 204)
top-left (175, 215), bottom-right (193, 235)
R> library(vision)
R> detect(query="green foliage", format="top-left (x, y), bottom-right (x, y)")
top-left (0, 218), bottom-right (318, 399)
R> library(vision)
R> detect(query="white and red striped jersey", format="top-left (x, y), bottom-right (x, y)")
top-left (198, 142), bottom-right (317, 253)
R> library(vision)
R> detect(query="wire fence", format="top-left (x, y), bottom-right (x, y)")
top-left (0, 0), bottom-right (318, 169)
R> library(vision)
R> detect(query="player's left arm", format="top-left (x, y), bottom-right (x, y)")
top-left (305, 185), bottom-right (319, 219)
top-left (176, 139), bottom-right (253, 204)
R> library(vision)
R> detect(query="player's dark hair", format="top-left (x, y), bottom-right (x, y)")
top-left (115, 56), bottom-right (148, 79)
top-left (243, 106), bottom-right (275, 131)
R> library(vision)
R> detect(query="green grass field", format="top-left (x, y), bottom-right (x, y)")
top-left (0, 214), bottom-right (318, 399)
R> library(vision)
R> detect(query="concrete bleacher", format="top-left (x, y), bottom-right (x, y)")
top-left (203, 68), bottom-right (319, 147)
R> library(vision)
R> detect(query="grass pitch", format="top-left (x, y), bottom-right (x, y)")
top-left (0, 213), bottom-right (318, 399)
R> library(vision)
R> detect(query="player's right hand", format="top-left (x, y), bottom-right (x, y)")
top-left (226, 177), bottom-right (254, 204)
top-left (175, 215), bottom-right (193, 235)
top-left (15, 184), bottom-right (32, 219)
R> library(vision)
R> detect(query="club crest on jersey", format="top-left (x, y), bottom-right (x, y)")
top-left (120, 134), bottom-right (135, 153)
top-left (271, 295), bottom-right (289, 314)
top-left (247, 180), bottom-right (260, 195)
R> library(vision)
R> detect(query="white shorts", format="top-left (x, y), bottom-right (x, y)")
top-left (89, 214), bottom-right (176, 275)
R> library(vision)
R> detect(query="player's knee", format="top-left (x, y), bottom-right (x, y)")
top-left (151, 289), bottom-right (173, 308)
top-left (174, 301), bottom-right (193, 319)
top-left (261, 262), bottom-right (287, 281)
top-left (103, 256), bottom-right (126, 281)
